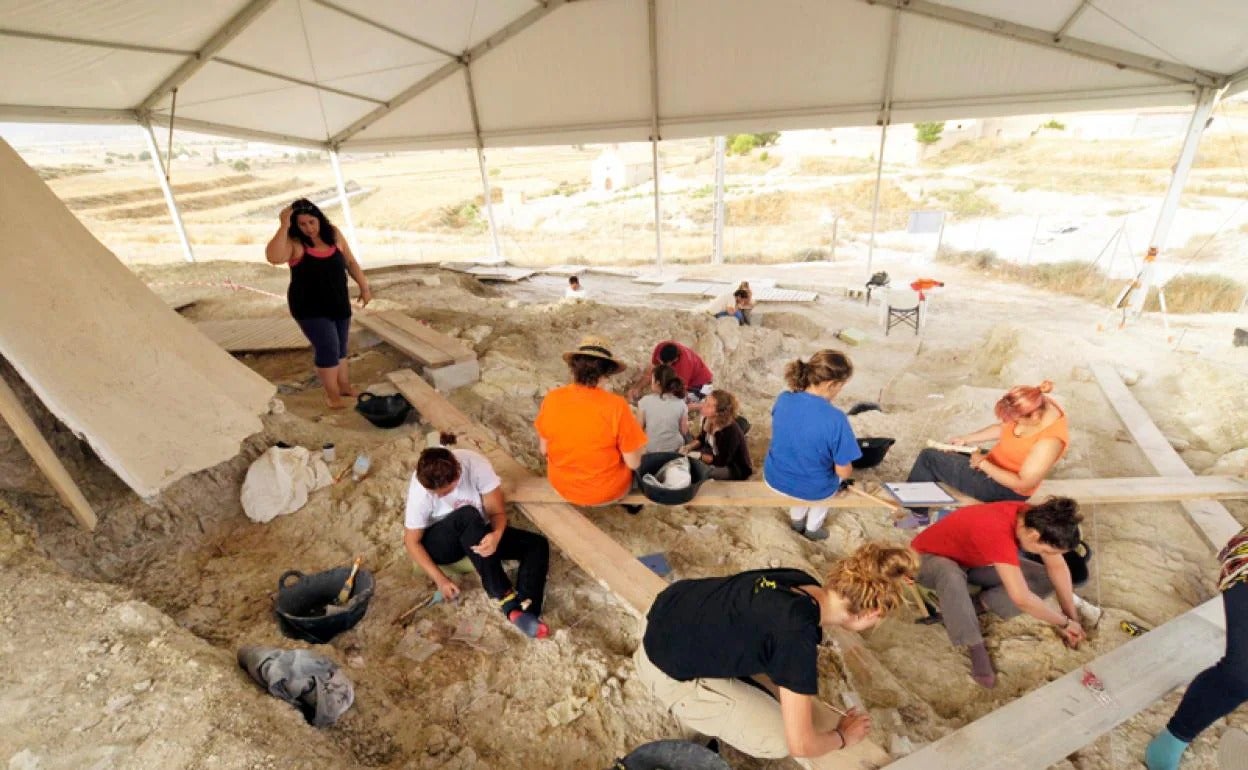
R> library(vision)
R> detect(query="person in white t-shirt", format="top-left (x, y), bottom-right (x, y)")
top-left (402, 433), bottom-right (551, 638)
top-left (564, 275), bottom-right (590, 301)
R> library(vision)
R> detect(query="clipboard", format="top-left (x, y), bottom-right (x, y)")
top-left (883, 482), bottom-right (957, 506)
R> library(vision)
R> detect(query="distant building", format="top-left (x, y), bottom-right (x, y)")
top-left (590, 145), bottom-right (652, 192)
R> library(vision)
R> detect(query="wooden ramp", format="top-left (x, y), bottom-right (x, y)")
top-left (356, 312), bottom-right (476, 368)
top-left (195, 317), bottom-right (311, 352)
top-left (386, 369), bottom-right (888, 769)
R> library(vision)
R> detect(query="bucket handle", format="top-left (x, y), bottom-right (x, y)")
top-left (357, 392), bottom-right (374, 405)
top-left (277, 570), bottom-right (305, 592)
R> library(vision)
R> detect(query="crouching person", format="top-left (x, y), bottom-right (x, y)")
top-left (402, 433), bottom-right (550, 638)
top-left (635, 544), bottom-right (918, 763)
top-left (912, 496), bottom-right (1085, 688)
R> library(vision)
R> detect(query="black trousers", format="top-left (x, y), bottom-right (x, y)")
top-left (1167, 581), bottom-right (1248, 742)
top-left (906, 447), bottom-right (1027, 503)
top-left (421, 506), bottom-right (550, 615)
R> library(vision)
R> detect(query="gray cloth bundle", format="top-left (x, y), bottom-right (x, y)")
top-left (641, 456), bottom-right (692, 490)
top-left (238, 645), bottom-right (354, 726)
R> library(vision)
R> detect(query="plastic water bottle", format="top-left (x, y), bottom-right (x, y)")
top-left (352, 453), bottom-right (371, 482)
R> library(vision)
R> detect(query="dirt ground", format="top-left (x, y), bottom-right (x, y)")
top-left (2, 257), bottom-right (1247, 769)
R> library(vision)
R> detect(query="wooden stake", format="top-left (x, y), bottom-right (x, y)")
top-left (0, 375), bottom-right (97, 530)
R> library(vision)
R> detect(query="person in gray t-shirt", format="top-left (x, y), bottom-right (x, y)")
top-left (638, 365), bottom-right (689, 454)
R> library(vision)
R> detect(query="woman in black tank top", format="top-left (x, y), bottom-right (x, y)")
top-left (265, 198), bottom-right (372, 409)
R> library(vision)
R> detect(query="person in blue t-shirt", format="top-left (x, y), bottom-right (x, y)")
top-left (763, 350), bottom-right (862, 541)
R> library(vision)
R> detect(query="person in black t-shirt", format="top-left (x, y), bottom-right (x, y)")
top-left (265, 198), bottom-right (371, 410)
top-left (635, 544), bottom-right (918, 762)
top-left (682, 389), bottom-right (752, 480)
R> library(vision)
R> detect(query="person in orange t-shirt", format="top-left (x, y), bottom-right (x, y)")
top-left (536, 336), bottom-right (648, 508)
top-left (897, 381), bottom-right (1069, 529)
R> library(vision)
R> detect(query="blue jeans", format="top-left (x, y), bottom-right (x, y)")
top-left (296, 317), bottom-right (350, 368)
top-left (715, 310), bottom-right (748, 325)
top-left (1167, 581), bottom-right (1248, 742)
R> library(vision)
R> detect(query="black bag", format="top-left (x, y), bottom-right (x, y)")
top-left (354, 392), bottom-right (413, 428)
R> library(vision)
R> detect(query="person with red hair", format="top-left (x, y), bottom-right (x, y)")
top-left (897, 381), bottom-right (1069, 528)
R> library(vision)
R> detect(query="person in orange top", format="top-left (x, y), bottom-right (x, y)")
top-left (535, 336), bottom-right (648, 508)
top-left (897, 380), bottom-right (1069, 529)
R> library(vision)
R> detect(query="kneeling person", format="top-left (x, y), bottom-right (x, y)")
top-left (636, 544), bottom-right (917, 761)
top-left (403, 434), bottom-right (550, 638)
top-left (911, 496), bottom-right (1085, 688)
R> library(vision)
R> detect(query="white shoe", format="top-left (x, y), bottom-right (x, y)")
top-left (1073, 595), bottom-right (1103, 629)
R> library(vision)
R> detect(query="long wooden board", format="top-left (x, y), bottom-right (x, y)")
top-left (356, 313), bottom-right (453, 367)
top-left (195, 317), bottom-right (311, 352)
top-left (504, 475), bottom-right (1248, 509)
top-left (0, 375), bottom-right (96, 530)
top-left (387, 369), bottom-right (887, 769)
top-left (377, 312), bottom-right (476, 363)
top-left (889, 598), bottom-right (1226, 770)
top-left (1091, 362), bottom-right (1241, 549)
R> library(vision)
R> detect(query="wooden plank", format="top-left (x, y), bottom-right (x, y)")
top-left (0, 375), bottom-right (97, 530)
top-left (378, 312), bottom-right (476, 364)
top-left (195, 317), bottom-right (311, 352)
top-left (507, 476), bottom-right (894, 509)
top-left (889, 598), bottom-right (1226, 770)
top-left (1091, 362), bottom-right (1241, 549)
top-left (386, 369), bottom-right (887, 769)
top-left (356, 314), bottom-right (453, 367)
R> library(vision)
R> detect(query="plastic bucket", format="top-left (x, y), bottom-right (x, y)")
top-left (274, 566), bottom-right (375, 644)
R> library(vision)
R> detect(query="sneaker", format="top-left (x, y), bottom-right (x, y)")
top-left (894, 511), bottom-right (931, 530)
top-left (803, 527), bottom-right (830, 541)
top-left (790, 520), bottom-right (806, 532)
top-left (1074, 595), bottom-right (1103, 630)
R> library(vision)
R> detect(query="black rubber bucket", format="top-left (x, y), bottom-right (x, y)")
top-left (274, 566), bottom-right (375, 644)
top-left (852, 437), bottom-right (896, 469)
top-left (615, 740), bottom-right (730, 770)
top-left (636, 452), bottom-right (713, 506)
top-left (355, 392), bottom-right (413, 429)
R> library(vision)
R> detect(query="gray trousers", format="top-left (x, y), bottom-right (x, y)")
top-left (918, 553), bottom-right (1055, 647)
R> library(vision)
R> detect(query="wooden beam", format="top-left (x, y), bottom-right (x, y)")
top-left (889, 598), bottom-right (1226, 770)
top-left (1091, 362), bottom-right (1241, 549)
top-left (386, 369), bottom-right (888, 768)
top-left (356, 313), bottom-right (454, 367)
top-left (377, 312), bottom-right (476, 363)
top-left (0, 375), bottom-right (97, 530)
top-left (506, 476), bottom-right (895, 509)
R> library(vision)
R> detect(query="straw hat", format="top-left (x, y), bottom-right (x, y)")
top-left (562, 335), bottom-right (625, 374)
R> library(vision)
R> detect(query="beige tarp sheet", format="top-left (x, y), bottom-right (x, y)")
top-left (0, 138), bottom-right (274, 498)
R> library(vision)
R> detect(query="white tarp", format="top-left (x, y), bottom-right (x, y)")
top-left (0, 0), bottom-right (1245, 149)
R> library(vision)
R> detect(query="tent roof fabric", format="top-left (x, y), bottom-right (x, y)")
top-left (2, 0), bottom-right (1247, 149)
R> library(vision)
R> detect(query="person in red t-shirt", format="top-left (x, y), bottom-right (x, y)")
top-left (630, 341), bottom-right (714, 403)
top-left (911, 497), bottom-right (1085, 688)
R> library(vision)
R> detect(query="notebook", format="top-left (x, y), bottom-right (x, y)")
top-left (883, 482), bottom-right (957, 506)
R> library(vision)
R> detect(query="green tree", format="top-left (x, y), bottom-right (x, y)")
top-left (727, 134), bottom-right (758, 156)
top-left (914, 121), bottom-right (945, 145)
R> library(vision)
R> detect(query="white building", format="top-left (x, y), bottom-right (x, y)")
top-left (590, 145), bottom-right (652, 192)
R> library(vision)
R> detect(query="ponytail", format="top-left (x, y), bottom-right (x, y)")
top-left (785, 349), bottom-right (853, 392)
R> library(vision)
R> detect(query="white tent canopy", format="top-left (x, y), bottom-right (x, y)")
top-left (3, 0), bottom-right (1248, 151)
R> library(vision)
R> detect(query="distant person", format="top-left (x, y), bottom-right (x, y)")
top-left (636, 543), bottom-right (918, 763)
top-left (564, 275), bottom-right (589, 301)
top-left (897, 380), bottom-right (1069, 528)
top-left (631, 341), bottom-right (714, 402)
top-left (265, 198), bottom-right (371, 409)
top-left (403, 434), bottom-right (550, 638)
top-left (911, 497), bottom-right (1085, 688)
top-left (715, 287), bottom-right (755, 325)
top-left (637, 365), bottom-right (689, 455)
top-left (763, 350), bottom-right (861, 541)
top-left (535, 336), bottom-right (648, 508)
top-left (1146, 526), bottom-right (1248, 770)
top-left (684, 389), bottom-right (752, 480)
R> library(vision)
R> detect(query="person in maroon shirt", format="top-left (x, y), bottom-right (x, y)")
top-left (630, 341), bottom-right (714, 402)
top-left (911, 497), bottom-right (1085, 688)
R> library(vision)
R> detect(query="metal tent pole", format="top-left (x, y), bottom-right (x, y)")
top-left (712, 136), bottom-right (726, 264)
top-left (1130, 86), bottom-right (1219, 317)
top-left (328, 148), bottom-right (358, 250)
top-left (866, 6), bottom-right (901, 279)
top-left (141, 122), bottom-right (195, 263)
top-left (463, 66), bottom-right (502, 261)
top-left (647, 0), bottom-right (662, 268)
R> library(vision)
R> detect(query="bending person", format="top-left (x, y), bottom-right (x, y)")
top-left (684, 389), bottom-right (752, 480)
top-left (715, 289), bottom-right (755, 326)
top-left (631, 341), bottom-right (714, 402)
top-left (763, 351), bottom-right (861, 541)
top-left (1146, 527), bottom-right (1248, 769)
top-left (265, 198), bottom-right (372, 409)
top-left (899, 380), bottom-right (1068, 528)
top-left (638, 365), bottom-right (689, 455)
top-left (535, 336), bottom-right (648, 508)
top-left (402, 434), bottom-right (550, 638)
top-left (636, 543), bottom-right (917, 762)
top-left (911, 496), bottom-right (1085, 688)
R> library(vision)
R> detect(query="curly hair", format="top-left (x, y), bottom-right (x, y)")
top-left (416, 446), bottom-right (461, 490)
top-left (824, 543), bottom-right (919, 616)
top-left (568, 354), bottom-right (620, 386)
top-left (784, 349), bottom-right (853, 391)
top-left (705, 389), bottom-right (739, 430)
top-left (1023, 496), bottom-right (1082, 550)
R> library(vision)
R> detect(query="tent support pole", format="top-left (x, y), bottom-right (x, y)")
top-left (464, 66), bottom-right (502, 261)
top-left (647, 0), bottom-right (662, 269)
top-left (866, 7), bottom-right (901, 279)
top-left (328, 148), bottom-right (358, 251)
top-left (1131, 85), bottom-right (1219, 316)
top-left (712, 136), bottom-right (726, 265)
top-left (141, 122), bottom-right (194, 264)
